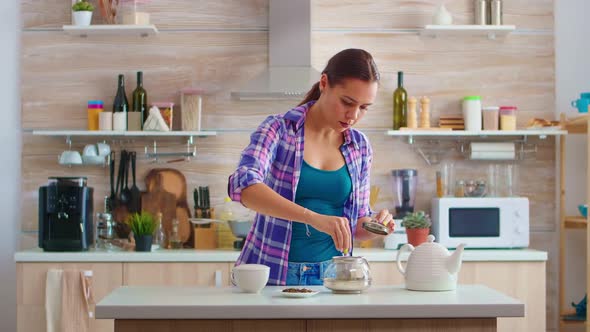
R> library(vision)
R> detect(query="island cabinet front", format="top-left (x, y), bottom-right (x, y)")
top-left (16, 260), bottom-right (544, 332)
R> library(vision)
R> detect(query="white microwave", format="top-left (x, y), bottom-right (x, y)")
top-left (431, 197), bottom-right (529, 249)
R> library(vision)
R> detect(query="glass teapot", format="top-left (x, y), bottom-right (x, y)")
top-left (323, 256), bottom-right (372, 294)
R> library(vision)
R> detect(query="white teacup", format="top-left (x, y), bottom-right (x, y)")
top-left (83, 144), bottom-right (98, 157)
top-left (96, 142), bottom-right (111, 157)
top-left (232, 264), bottom-right (270, 293)
top-left (59, 150), bottom-right (83, 165)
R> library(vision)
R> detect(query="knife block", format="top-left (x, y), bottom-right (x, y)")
top-left (193, 208), bottom-right (217, 249)
top-left (193, 224), bottom-right (217, 249)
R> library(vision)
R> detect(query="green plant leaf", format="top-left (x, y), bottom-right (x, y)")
top-left (72, 0), bottom-right (94, 12)
top-left (127, 211), bottom-right (156, 235)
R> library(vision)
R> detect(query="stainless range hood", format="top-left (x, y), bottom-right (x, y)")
top-left (230, 0), bottom-right (321, 100)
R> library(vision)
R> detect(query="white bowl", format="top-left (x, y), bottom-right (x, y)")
top-left (232, 264), bottom-right (269, 293)
top-left (59, 150), bottom-right (83, 165)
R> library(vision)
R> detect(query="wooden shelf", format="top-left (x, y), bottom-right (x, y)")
top-left (421, 25), bottom-right (516, 39)
top-left (564, 216), bottom-right (587, 229)
top-left (30, 130), bottom-right (216, 137)
top-left (386, 129), bottom-right (566, 137)
top-left (564, 114), bottom-right (589, 134)
top-left (62, 24), bottom-right (158, 37)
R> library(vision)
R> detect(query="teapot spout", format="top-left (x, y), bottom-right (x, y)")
top-left (446, 243), bottom-right (465, 274)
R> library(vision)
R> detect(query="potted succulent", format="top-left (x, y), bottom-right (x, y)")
top-left (401, 211), bottom-right (432, 246)
top-left (127, 211), bottom-right (156, 252)
top-left (72, 0), bottom-right (94, 26)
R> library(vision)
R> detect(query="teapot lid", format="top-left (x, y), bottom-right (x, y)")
top-left (413, 235), bottom-right (449, 255)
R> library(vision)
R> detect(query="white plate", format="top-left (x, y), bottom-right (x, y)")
top-left (189, 218), bottom-right (223, 225)
top-left (280, 289), bottom-right (320, 298)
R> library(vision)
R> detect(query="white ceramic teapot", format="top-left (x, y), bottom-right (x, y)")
top-left (396, 235), bottom-right (465, 291)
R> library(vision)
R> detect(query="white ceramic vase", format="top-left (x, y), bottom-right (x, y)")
top-left (433, 4), bottom-right (453, 25)
top-left (72, 11), bottom-right (93, 26)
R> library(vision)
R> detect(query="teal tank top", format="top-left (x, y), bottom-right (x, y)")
top-left (289, 160), bottom-right (352, 262)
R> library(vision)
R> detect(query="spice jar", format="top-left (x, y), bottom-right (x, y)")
top-left (454, 180), bottom-right (465, 197)
top-left (499, 106), bottom-right (517, 130)
top-left (118, 0), bottom-right (150, 25)
top-left (87, 100), bottom-right (104, 131)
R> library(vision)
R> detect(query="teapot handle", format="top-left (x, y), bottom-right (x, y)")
top-left (396, 243), bottom-right (414, 276)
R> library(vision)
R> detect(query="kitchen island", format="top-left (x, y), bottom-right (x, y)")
top-left (96, 284), bottom-right (523, 332)
top-left (15, 248), bottom-right (546, 332)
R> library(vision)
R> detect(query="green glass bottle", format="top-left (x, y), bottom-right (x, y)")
top-left (393, 71), bottom-right (407, 130)
top-left (132, 71), bottom-right (148, 129)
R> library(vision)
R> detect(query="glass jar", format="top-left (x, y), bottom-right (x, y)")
top-left (180, 88), bottom-right (204, 131)
top-left (95, 212), bottom-right (116, 251)
top-left (323, 256), bottom-right (372, 294)
top-left (499, 106), bottom-right (517, 130)
top-left (118, 0), bottom-right (150, 25)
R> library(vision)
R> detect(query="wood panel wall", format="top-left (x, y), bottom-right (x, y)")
top-left (20, 0), bottom-right (557, 330)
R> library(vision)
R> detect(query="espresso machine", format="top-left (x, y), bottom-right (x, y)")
top-left (391, 169), bottom-right (418, 219)
top-left (38, 177), bottom-right (94, 251)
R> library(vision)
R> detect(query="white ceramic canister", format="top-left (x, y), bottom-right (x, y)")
top-left (462, 96), bottom-right (482, 131)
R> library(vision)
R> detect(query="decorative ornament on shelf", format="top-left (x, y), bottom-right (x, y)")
top-left (71, 0), bottom-right (94, 26)
top-left (143, 106), bottom-right (170, 131)
top-left (432, 3), bottom-right (453, 25)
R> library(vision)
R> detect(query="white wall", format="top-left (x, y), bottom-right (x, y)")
top-left (0, 0), bottom-right (20, 331)
top-left (555, 0), bottom-right (590, 318)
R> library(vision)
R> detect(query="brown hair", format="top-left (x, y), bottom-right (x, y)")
top-left (298, 48), bottom-right (380, 106)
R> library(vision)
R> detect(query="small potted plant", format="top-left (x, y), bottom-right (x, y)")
top-left (401, 211), bottom-right (432, 246)
top-left (72, 0), bottom-right (94, 26)
top-left (127, 211), bottom-right (156, 252)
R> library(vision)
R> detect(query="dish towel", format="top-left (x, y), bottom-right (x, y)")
top-left (46, 269), bottom-right (94, 332)
top-left (45, 269), bottom-right (63, 332)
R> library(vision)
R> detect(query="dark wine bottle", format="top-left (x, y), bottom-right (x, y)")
top-left (392, 71), bottom-right (407, 130)
top-left (113, 74), bottom-right (129, 131)
top-left (132, 71), bottom-right (147, 129)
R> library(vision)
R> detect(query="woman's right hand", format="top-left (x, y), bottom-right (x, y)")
top-left (308, 214), bottom-right (352, 252)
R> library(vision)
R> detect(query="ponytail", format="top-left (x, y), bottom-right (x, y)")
top-left (298, 81), bottom-right (322, 106)
top-left (297, 49), bottom-right (380, 106)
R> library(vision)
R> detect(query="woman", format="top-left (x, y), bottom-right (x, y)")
top-left (228, 48), bottom-right (394, 286)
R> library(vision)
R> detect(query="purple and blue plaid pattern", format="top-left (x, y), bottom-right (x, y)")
top-left (228, 101), bottom-right (373, 285)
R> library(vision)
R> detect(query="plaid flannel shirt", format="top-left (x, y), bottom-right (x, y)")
top-left (227, 101), bottom-right (373, 285)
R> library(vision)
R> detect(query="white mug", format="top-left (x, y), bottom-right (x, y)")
top-left (96, 142), bottom-right (111, 157)
top-left (231, 264), bottom-right (270, 293)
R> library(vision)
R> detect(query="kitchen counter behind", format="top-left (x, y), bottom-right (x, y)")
top-left (15, 247), bottom-right (548, 262)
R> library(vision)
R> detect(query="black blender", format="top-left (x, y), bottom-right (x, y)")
top-left (391, 169), bottom-right (418, 219)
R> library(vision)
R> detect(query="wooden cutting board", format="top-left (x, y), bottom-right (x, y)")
top-left (144, 169), bottom-right (192, 245)
top-left (145, 168), bottom-right (188, 204)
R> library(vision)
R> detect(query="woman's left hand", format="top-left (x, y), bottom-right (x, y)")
top-left (374, 209), bottom-right (394, 233)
